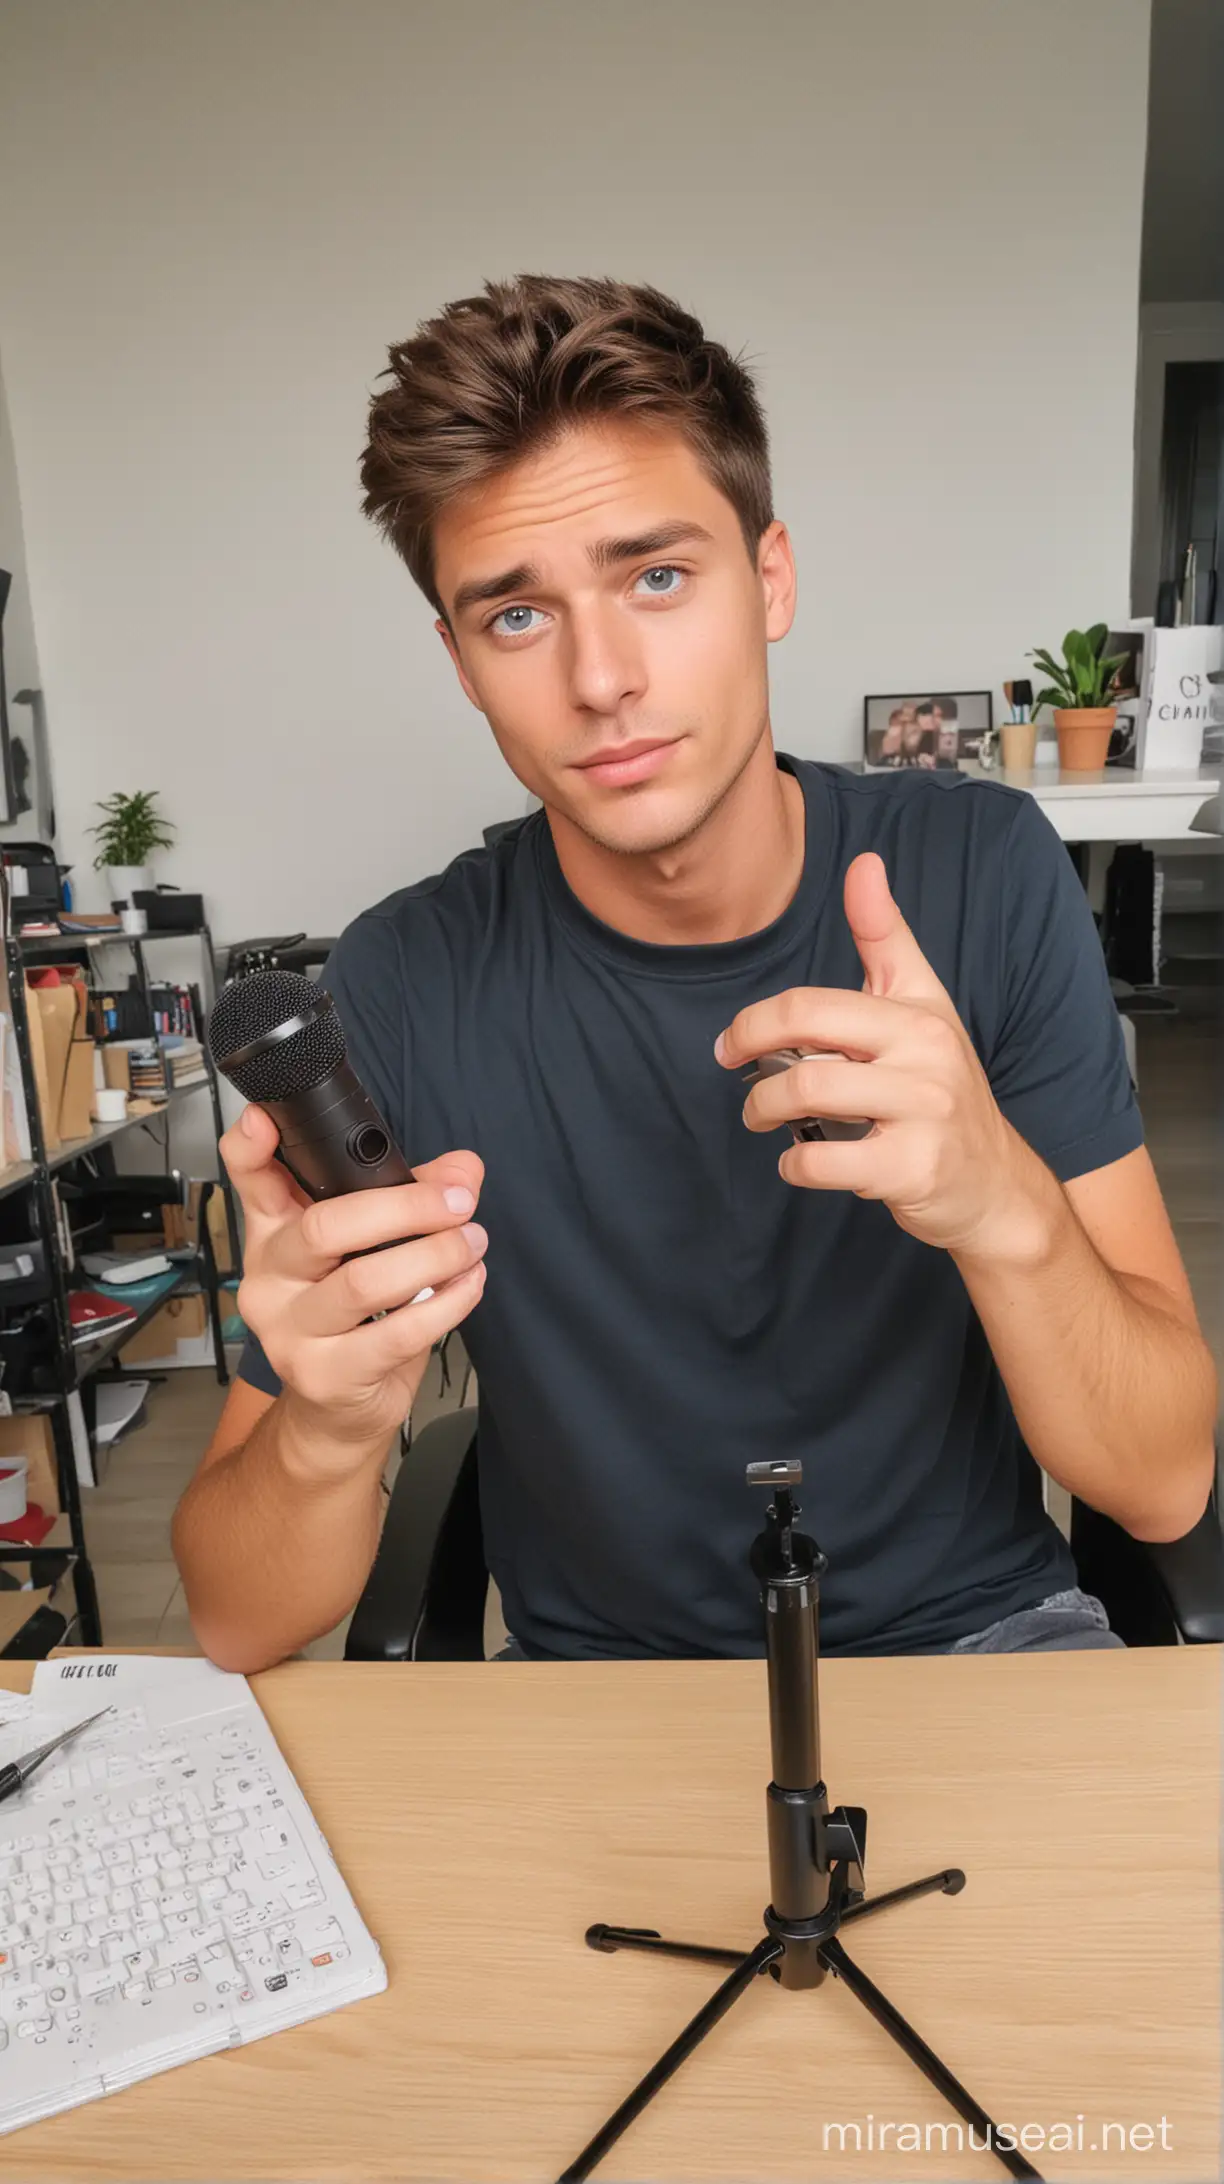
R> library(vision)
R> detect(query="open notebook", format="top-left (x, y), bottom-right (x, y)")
top-left (0, 1655), bottom-right (386, 2135)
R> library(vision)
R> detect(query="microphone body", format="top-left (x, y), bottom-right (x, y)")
top-left (260, 1065), bottom-right (412, 1202)
top-left (207, 970), bottom-right (412, 1203)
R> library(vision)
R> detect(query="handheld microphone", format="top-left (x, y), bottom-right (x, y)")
top-left (742, 1049), bottom-right (873, 1144)
top-left (207, 970), bottom-right (413, 1202)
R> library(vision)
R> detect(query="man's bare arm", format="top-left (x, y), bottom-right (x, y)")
top-left (952, 1144), bottom-right (1216, 1541)
top-left (172, 1380), bottom-right (390, 1673)
top-left (172, 1107), bottom-right (488, 1673)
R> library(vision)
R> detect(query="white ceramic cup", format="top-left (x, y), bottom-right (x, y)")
top-left (93, 1087), bottom-right (128, 1123)
top-left (0, 1458), bottom-right (28, 1523)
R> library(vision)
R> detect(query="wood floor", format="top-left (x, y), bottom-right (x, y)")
top-left (80, 991), bottom-right (1222, 1655)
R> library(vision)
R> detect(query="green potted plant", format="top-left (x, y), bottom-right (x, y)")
top-left (1028, 625), bottom-right (1130, 772)
top-left (88, 790), bottom-right (175, 904)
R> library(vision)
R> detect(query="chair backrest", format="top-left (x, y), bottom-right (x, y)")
top-left (413, 1433), bottom-right (488, 1660)
top-left (345, 1412), bottom-right (488, 1662)
top-left (1072, 1487), bottom-right (1224, 1646)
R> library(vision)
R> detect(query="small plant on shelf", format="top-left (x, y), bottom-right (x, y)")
top-left (88, 790), bottom-right (175, 871)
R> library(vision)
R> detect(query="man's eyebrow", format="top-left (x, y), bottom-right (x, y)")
top-left (450, 522), bottom-right (714, 618)
top-left (452, 563), bottom-right (541, 616)
top-left (589, 521), bottom-right (715, 569)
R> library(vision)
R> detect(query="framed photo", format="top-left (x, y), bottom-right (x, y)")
top-left (863, 690), bottom-right (992, 773)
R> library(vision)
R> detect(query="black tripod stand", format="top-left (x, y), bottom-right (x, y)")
top-left (558, 1460), bottom-right (1043, 2183)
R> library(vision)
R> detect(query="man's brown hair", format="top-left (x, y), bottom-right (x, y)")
top-left (360, 274), bottom-right (773, 612)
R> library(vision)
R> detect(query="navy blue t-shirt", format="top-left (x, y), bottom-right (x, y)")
top-left (239, 758), bottom-right (1142, 1658)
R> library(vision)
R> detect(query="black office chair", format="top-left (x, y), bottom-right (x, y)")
top-left (346, 1409), bottom-right (1224, 1661)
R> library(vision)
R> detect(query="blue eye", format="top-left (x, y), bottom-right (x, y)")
top-left (491, 604), bottom-right (545, 637)
top-left (635, 565), bottom-right (684, 597)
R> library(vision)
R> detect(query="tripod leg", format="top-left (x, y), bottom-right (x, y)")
top-left (585, 1924), bottom-right (747, 1970)
top-left (821, 1938), bottom-right (1043, 2183)
top-left (557, 1935), bottom-right (783, 2182)
top-left (839, 1867), bottom-right (965, 1928)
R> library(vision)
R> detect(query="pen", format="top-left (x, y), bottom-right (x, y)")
top-left (0, 1705), bottom-right (116, 1806)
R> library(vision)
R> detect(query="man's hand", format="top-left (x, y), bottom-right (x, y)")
top-left (715, 852), bottom-right (1035, 1258)
top-left (222, 1104), bottom-right (489, 1474)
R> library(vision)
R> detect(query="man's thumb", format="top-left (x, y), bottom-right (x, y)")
top-left (843, 853), bottom-right (945, 1001)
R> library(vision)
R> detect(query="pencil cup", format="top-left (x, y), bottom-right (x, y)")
top-left (1000, 720), bottom-right (1039, 771)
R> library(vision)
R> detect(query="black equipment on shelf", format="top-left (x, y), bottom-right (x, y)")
top-left (66, 1173), bottom-right (187, 1246)
top-left (222, 932), bottom-right (337, 982)
top-left (130, 887), bottom-right (205, 930)
top-left (1, 842), bottom-right (65, 928)
top-left (558, 1461), bottom-right (1043, 2184)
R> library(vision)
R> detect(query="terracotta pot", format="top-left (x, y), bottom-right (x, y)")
top-left (1053, 707), bottom-right (1116, 772)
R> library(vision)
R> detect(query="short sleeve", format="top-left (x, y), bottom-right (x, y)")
top-left (987, 794), bottom-right (1143, 1182)
top-left (237, 1327), bottom-right (282, 1397)
top-left (323, 911), bottom-right (412, 1140)
top-left (234, 909), bottom-right (412, 1403)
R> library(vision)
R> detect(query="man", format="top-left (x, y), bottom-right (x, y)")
top-left (900, 707), bottom-right (934, 768)
top-left (931, 699), bottom-right (961, 770)
top-left (174, 275), bottom-right (1216, 1673)
top-left (876, 708), bottom-right (907, 767)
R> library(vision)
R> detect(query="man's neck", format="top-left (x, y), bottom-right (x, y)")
top-left (545, 733), bottom-right (807, 947)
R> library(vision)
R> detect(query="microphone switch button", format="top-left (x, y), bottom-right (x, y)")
top-left (348, 1123), bottom-right (391, 1168)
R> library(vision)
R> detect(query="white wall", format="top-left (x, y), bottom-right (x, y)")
top-left (0, 0), bottom-right (1151, 944)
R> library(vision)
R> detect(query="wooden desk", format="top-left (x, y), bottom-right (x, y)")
top-left (0, 1650), bottom-right (1218, 2181)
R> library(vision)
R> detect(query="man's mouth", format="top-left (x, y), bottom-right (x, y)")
top-left (572, 738), bottom-right (681, 787)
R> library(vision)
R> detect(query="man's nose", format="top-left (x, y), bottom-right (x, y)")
top-left (563, 600), bottom-right (646, 716)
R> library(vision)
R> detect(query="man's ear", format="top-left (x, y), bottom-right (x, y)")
top-left (758, 521), bottom-right (797, 643)
top-left (435, 617), bottom-right (485, 713)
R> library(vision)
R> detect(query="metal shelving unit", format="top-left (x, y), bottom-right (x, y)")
top-left (44, 1077), bottom-right (212, 1172)
top-left (0, 919), bottom-right (239, 1656)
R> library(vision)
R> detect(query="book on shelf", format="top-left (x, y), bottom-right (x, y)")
top-left (91, 982), bottom-right (198, 1042)
top-left (80, 1251), bottom-right (173, 1286)
top-left (57, 912), bottom-right (122, 934)
top-left (103, 1038), bottom-right (169, 1097)
top-left (96, 1033), bottom-right (207, 1100)
top-left (68, 1289), bottom-right (140, 1346)
top-left (165, 1036), bottom-right (206, 1087)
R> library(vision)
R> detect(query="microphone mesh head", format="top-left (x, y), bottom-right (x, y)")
top-left (208, 970), bottom-right (347, 1102)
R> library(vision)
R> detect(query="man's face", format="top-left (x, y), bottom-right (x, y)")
top-left (902, 716), bottom-right (927, 753)
top-left (432, 420), bottom-right (796, 857)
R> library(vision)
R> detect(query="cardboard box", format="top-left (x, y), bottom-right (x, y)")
top-left (119, 1291), bottom-right (208, 1366)
top-left (59, 1037), bottom-right (96, 1141)
top-left (161, 1184), bottom-right (234, 1274)
top-left (0, 1412), bottom-right (60, 1517)
top-left (24, 979), bottom-right (60, 1152)
top-left (26, 977), bottom-right (97, 1147)
top-left (102, 1047), bottom-right (132, 1094)
top-left (186, 1181), bottom-right (235, 1273)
